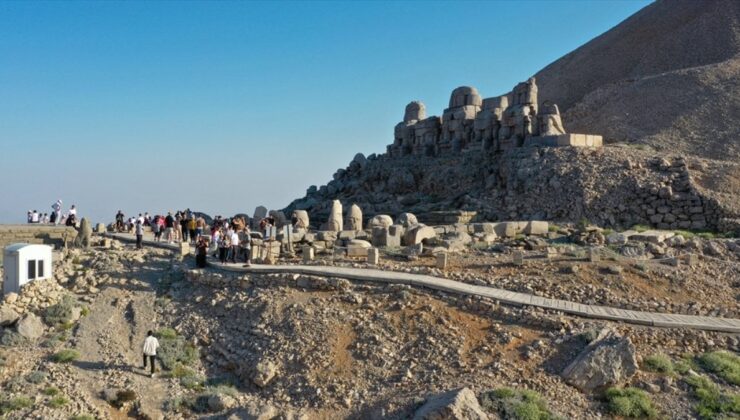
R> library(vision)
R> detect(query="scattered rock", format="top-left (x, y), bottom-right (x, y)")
top-left (413, 387), bottom-right (489, 420)
top-left (561, 328), bottom-right (638, 392)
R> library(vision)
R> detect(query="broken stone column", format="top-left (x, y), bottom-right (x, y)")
top-left (326, 200), bottom-right (343, 232)
top-left (588, 247), bottom-right (600, 262)
top-left (367, 247), bottom-right (379, 265)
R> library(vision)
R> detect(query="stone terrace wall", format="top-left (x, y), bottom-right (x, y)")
top-left (0, 225), bottom-right (78, 263)
top-left (284, 147), bottom-right (740, 233)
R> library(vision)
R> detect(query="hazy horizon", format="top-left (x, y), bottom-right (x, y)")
top-left (0, 0), bottom-right (651, 225)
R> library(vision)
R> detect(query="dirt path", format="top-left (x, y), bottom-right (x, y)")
top-left (71, 256), bottom-right (171, 419)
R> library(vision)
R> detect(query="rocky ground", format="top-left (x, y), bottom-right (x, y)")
top-left (0, 237), bottom-right (738, 419)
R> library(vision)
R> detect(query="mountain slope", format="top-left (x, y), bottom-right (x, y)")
top-left (534, 0), bottom-right (740, 160)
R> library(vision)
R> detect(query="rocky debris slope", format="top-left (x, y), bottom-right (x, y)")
top-left (285, 147), bottom-right (740, 233)
top-left (534, 0), bottom-right (740, 161)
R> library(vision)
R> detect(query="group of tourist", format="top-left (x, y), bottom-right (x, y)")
top-left (112, 208), bottom-right (293, 269)
top-left (26, 200), bottom-right (77, 226)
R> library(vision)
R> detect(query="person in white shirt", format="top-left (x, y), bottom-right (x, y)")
top-left (31, 210), bottom-right (39, 223)
top-left (51, 199), bottom-right (62, 224)
top-left (69, 205), bottom-right (77, 217)
top-left (135, 220), bottom-right (145, 249)
top-left (229, 230), bottom-right (239, 263)
top-left (142, 330), bottom-right (160, 377)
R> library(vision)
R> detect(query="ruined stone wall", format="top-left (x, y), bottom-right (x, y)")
top-left (284, 147), bottom-right (740, 233)
top-left (0, 225), bottom-right (78, 263)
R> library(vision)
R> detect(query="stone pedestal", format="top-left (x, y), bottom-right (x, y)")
top-left (436, 253), bottom-right (448, 270)
top-left (95, 223), bottom-right (106, 233)
top-left (302, 246), bottom-right (314, 263)
top-left (513, 251), bottom-right (524, 266)
top-left (587, 247), bottom-right (600, 262)
top-left (367, 248), bottom-right (379, 265)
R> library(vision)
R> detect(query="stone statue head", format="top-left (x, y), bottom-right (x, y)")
top-left (404, 101), bottom-right (426, 123)
top-left (512, 77), bottom-right (537, 106)
top-left (448, 86), bottom-right (482, 108)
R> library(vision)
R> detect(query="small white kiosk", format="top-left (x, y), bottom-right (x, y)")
top-left (3, 243), bottom-right (53, 295)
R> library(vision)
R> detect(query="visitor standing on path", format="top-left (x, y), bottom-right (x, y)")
top-left (135, 220), bottom-right (144, 249)
top-left (51, 199), bottom-right (62, 224)
top-left (164, 212), bottom-right (175, 243)
top-left (142, 331), bottom-right (159, 378)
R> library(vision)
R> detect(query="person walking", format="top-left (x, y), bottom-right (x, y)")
top-left (135, 220), bottom-right (144, 249)
top-left (142, 331), bottom-right (160, 378)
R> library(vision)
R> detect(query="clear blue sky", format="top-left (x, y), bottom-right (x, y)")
top-left (0, 0), bottom-right (651, 224)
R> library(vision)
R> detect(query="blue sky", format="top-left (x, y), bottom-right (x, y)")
top-left (0, 0), bottom-right (651, 224)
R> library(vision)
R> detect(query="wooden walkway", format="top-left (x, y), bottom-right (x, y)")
top-left (108, 233), bottom-right (740, 333)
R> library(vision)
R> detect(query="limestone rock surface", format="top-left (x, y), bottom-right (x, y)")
top-left (413, 387), bottom-right (489, 420)
top-left (561, 328), bottom-right (638, 392)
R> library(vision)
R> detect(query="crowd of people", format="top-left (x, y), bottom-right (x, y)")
top-left (114, 210), bottom-right (274, 268)
top-left (26, 199), bottom-right (78, 226)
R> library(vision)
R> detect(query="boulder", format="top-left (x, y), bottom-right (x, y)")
top-left (16, 313), bottom-right (45, 340)
top-left (404, 225), bottom-right (437, 246)
top-left (208, 393), bottom-right (237, 412)
top-left (397, 212), bottom-right (419, 228)
top-left (0, 305), bottom-right (19, 327)
top-left (369, 215), bottom-right (394, 229)
top-left (561, 328), bottom-right (638, 392)
top-left (413, 387), bottom-right (489, 420)
top-left (252, 359), bottom-right (278, 388)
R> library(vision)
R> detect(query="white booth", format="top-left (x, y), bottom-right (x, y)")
top-left (3, 243), bottom-right (53, 295)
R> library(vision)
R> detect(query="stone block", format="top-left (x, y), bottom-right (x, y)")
top-left (302, 246), bottom-right (314, 263)
top-left (471, 223), bottom-right (496, 234)
top-left (367, 247), bottom-right (379, 265)
top-left (494, 222), bottom-right (526, 238)
top-left (403, 225), bottom-right (437, 246)
top-left (338, 230), bottom-right (357, 240)
top-left (436, 252), bottom-right (448, 270)
top-left (524, 221), bottom-right (549, 236)
top-left (95, 223), bottom-right (106, 233)
top-left (371, 226), bottom-right (401, 248)
top-left (588, 247), bottom-right (600, 262)
top-left (512, 251), bottom-right (524, 266)
top-left (347, 239), bottom-right (372, 257)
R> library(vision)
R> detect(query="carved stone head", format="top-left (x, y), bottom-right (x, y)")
top-left (448, 86), bottom-right (482, 108)
top-left (404, 101), bottom-right (426, 123)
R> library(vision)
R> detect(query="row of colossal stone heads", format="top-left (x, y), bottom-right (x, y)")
top-left (251, 201), bottom-right (414, 233)
top-left (388, 77), bottom-right (601, 157)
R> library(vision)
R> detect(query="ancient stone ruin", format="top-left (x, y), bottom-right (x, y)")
top-left (388, 77), bottom-right (602, 157)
